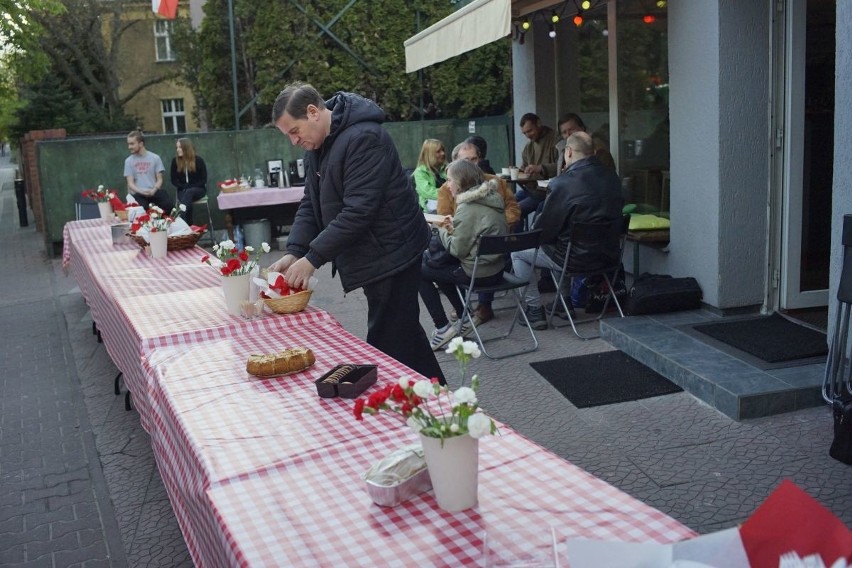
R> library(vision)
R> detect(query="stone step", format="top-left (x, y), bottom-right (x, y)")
top-left (600, 310), bottom-right (826, 420)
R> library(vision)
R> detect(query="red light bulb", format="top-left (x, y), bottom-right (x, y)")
top-left (643, 14), bottom-right (655, 24)
top-left (573, 14), bottom-right (583, 26)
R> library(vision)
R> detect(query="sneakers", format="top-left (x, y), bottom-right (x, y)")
top-left (473, 304), bottom-right (494, 326)
top-left (518, 305), bottom-right (548, 330)
top-left (429, 323), bottom-right (459, 351)
top-left (550, 301), bottom-right (576, 320)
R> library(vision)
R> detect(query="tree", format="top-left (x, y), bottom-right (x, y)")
top-left (179, 0), bottom-right (512, 129)
top-left (7, 0), bottom-right (179, 136)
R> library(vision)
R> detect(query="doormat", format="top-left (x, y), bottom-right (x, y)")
top-left (692, 313), bottom-right (827, 364)
top-left (530, 350), bottom-right (683, 409)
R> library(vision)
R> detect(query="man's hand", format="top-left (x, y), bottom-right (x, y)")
top-left (521, 164), bottom-right (543, 176)
top-left (283, 257), bottom-right (316, 290)
top-left (267, 253), bottom-right (298, 274)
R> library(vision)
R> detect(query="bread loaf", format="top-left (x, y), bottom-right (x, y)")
top-left (246, 347), bottom-right (315, 377)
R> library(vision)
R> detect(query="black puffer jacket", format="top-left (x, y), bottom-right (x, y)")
top-left (286, 92), bottom-right (430, 292)
top-left (534, 155), bottom-right (624, 272)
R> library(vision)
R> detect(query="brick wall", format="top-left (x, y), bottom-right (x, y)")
top-left (21, 129), bottom-right (67, 233)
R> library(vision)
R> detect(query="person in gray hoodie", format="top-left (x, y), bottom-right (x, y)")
top-left (420, 160), bottom-right (509, 350)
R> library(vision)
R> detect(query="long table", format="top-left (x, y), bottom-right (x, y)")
top-left (63, 218), bottom-right (695, 566)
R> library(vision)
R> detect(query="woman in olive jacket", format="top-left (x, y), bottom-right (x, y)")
top-left (420, 159), bottom-right (508, 350)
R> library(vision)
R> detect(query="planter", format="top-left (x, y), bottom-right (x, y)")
top-left (98, 201), bottom-right (113, 222)
top-left (148, 230), bottom-right (168, 259)
top-left (420, 433), bottom-right (479, 512)
top-left (220, 272), bottom-right (251, 316)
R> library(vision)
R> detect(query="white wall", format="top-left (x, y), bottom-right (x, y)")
top-left (665, 0), bottom-right (770, 309)
top-left (829, 2), bottom-right (852, 336)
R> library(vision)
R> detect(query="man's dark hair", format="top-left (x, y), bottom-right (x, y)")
top-left (519, 113), bottom-right (540, 128)
top-left (465, 135), bottom-right (488, 159)
top-left (272, 82), bottom-right (327, 123)
top-left (128, 130), bottom-right (145, 144)
top-left (558, 113), bottom-right (587, 132)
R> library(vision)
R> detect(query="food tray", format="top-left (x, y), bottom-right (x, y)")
top-left (128, 231), bottom-right (203, 251)
top-left (315, 364), bottom-right (377, 398)
top-left (219, 184), bottom-right (249, 193)
top-left (364, 443), bottom-right (432, 507)
top-left (264, 289), bottom-right (312, 314)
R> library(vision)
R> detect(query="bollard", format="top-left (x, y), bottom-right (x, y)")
top-left (14, 179), bottom-right (28, 227)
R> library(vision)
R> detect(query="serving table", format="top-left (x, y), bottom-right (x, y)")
top-left (216, 186), bottom-right (305, 240)
top-left (62, 218), bottom-right (695, 567)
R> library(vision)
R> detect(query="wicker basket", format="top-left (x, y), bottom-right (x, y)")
top-left (219, 183), bottom-right (249, 194)
top-left (264, 289), bottom-right (312, 314)
top-left (128, 231), bottom-right (203, 251)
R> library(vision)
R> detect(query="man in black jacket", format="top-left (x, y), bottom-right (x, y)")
top-left (268, 82), bottom-right (445, 383)
top-left (511, 132), bottom-right (624, 330)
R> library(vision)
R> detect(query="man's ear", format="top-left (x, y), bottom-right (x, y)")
top-left (306, 104), bottom-right (320, 119)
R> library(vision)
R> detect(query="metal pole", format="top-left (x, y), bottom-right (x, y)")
top-left (227, 0), bottom-right (239, 130)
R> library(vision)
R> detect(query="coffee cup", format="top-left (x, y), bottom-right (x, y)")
top-left (501, 167), bottom-right (511, 177)
top-left (510, 167), bottom-right (520, 180)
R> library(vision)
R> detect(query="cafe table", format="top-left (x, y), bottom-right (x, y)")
top-left (141, 328), bottom-right (696, 567)
top-left (216, 186), bottom-right (305, 239)
top-left (62, 219), bottom-right (335, 431)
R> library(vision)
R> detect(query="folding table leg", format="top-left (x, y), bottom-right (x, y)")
top-left (124, 391), bottom-right (132, 411)
top-left (114, 372), bottom-right (122, 395)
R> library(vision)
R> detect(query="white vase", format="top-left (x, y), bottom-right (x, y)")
top-left (98, 201), bottom-right (113, 222)
top-left (148, 230), bottom-right (168, 259)
top-left (220, 272), bottom-right (251, 316)
top-left (420, 433), bottom-right (479, 512)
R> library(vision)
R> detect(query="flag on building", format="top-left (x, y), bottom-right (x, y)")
top-left (152, 0), bottom-right (177, 19)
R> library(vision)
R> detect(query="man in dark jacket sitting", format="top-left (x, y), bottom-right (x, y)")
top-left (268, 82), bottom-right (445, 383)
top-left (511, 132), bottom-right (624, 330)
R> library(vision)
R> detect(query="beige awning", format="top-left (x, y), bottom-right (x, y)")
top-left (404, 0), bottom-right (513, 73)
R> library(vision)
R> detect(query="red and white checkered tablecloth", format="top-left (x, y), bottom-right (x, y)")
top-left (63, 219), bottom-right (335, 431)
top-left (142, 328), bottom-right (695, 567)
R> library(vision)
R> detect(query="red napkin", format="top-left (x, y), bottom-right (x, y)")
top-left (109, 196), bottom-right (127, 211)
top-left (740, 479), bottom-right (852, 567)
top-left (190, 224), bottom-right (207, 233)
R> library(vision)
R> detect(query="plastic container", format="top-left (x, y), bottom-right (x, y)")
top-left (242, 219), bottom-right (270, 251)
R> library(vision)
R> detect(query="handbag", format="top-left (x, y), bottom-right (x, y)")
top-left (829, 395), bottom-right (852, 464)
top-left (423, 231), bottom-right (459, 270)
top-left (626, 273), bottom-right (702, 315)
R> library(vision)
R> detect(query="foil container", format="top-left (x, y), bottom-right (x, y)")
top-left (364, 444), bottom-right (433, 507)
top-left (111, 223), bottom-right (131, 245)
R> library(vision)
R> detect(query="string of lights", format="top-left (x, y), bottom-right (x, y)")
top-left (513, 0), bottom-right (665, 43)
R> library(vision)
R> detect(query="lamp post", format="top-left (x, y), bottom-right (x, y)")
top-left (227, 0), bottom-right (239, 130)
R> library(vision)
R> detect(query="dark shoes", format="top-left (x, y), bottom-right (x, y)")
top-left (550, 301), bottom-right (576, 320)
top-left (518, 305), bottom-right (548, 330)
top-left (473, 304), bottom-right (494, 325)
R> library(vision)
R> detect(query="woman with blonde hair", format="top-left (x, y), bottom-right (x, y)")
top-left (170, 138), bottom-right (208, 224)
top-left (412, 138), bottom-right (447, 212)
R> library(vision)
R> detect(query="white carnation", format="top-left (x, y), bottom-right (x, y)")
top-left (412, 379), bottom-right (434, 399)
top-left (245, 246), bottom-right (254, 252)
top-left (261, 242), bottom-right (271, 253)
top-left (398, 376), bottom-right (410, 389)
top-left (453, 387), bottom-right (477, 405)
top-left (445, 336), bottom-right (464, 353)
top-left (467, 413), bottom-right (493, 439)
top-left (178, 204), bottom-right (187, 211)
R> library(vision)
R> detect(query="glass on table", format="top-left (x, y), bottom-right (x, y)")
top-left (239, 300), bottom-right (264, 320)
top-left (483, 526), bottom-right (561, 568)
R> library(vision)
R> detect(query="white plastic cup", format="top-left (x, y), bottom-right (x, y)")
top-left (510, 167), bottom-right (520, 180)
top-left (501, 167), bottom-right (511, 177)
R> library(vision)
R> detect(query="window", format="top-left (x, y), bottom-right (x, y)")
top-left (154, 20), bottom-right (175, 62)
top-left (162, 99), bottom-right (186, 133)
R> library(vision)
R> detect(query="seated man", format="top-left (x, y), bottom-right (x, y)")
top-left (511, 132), bottom-right (624, 330)
top-left (435, 141), bottom-right (520, 324)
top-left (124, 130), bottom-right (174, 212)
top-left (515, 113), bottom-right (559, 220)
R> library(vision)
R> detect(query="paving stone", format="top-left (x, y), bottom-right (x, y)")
top-left (0, 543), bottom-right (25, 565)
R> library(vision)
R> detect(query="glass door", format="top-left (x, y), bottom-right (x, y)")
top-left (780, 0), bottom-right (834, 309)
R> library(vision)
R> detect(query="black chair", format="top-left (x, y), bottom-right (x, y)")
top-left (455, 230), bottom-right (543, 360)
top-left (546, 215), bottom-right (630, 339)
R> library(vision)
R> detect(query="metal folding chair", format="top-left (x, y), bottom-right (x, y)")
top-left (455, 230), bottom-right (542, 360)
top-left (546, 215), bottom-right (630, 339)
top-left (192, 195), bottom-right (216, 245)
top-left (823, 214), bottom-right (852, 403)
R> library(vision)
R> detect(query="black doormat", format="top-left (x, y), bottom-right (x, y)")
top-left (530, 351), bottom-right (683, 408)
top-left (692, 313), bottom-right (827, 363)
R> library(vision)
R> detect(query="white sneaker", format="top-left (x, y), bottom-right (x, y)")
top-left (430, 324), bottom-right (459, 351)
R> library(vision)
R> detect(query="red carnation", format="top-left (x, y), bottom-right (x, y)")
top-left (201, 255), bottom-right (210, 264)
top-left (226, 258), bottom-right (242, 272)
top-left (220, 266), bottom-right (232, 276)
top-left (239, 250), bottom-right (249, 262)
top-left (353, 399), bottom-right (365, 421)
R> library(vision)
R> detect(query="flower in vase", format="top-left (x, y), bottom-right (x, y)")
top-left (353, 339), bottom-right (496, 441)
top-left (202, 239), bottom-right (270, 276)
top-left (130, 203), bottom-right (187, 234)
top-left (82, 185), bottom-right (116, 203)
